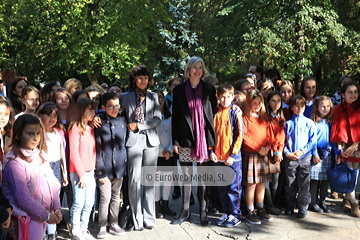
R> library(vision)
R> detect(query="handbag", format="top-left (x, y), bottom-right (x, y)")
top-left (327, 157), bottom-right (359, 194)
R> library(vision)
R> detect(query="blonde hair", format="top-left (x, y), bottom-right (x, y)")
top-left (243, 89), bottom-right (267, 121)
top-left (64, 78), bottom-right (82, 92)
top-left (310, 96), bottom-right (333, 124)
top-left (183, 56), bottom-right (207, 80)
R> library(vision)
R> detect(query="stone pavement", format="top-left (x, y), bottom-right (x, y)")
top-left (57, 194), bottom-right (360, 240)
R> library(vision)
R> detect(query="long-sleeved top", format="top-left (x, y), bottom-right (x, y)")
top-left (269, 114), bottom-right (285, 153)
top-left (284, 114), bottom-right (317, 160)
top-left (2, 148), bottom-right (61, 220)
top-left (157, 115), bottom-right (173, 157)
top-left (330, 102), bottom-right (360, 144)
top-left (95, 113), bottom-right (127, 179)
top-left (282, 102), bottom-right (293, 121)
top-left (242, 114), bottom-right (271, 153)
top-left (312, 119), bottom-right (336, 158)
top-left (211, 105), bottom-right (243, 160)
top-left (69, 124), bottom-right (96, 178)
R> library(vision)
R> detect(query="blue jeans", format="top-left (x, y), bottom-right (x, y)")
top-left (70, 171), bottom-right (96, 235)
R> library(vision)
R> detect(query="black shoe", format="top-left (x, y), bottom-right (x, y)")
top-left (162, 200), bottom-right (177, 216)
top-left (297, 208), bottom-right (307, 218)
top-left (308, 204), bottom-right (323, 213)
top-left (285, 207), bottom-right (294, 215)
top-left (134, 227), bottom-right (144, 231)
top-left (266, 205), bottom-right (285, 215)
top-left (172, 186), bottom-right (181, 199)
top-left (155, 201), bottom-right (164, 219)
top-left (199, 209), bottom-right (209, 226)
top-left (318, 202), bottom-right (331, 213)
top-left (144, 224), bottom-right (154, 230)
top-left (171, 210), bottom-right (191, 225)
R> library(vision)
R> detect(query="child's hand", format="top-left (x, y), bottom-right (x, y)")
top-left (93, 116), bottom-right (102, 128)
top-left (173, 145), bottom-right (181, 154)
top-left (274, 153), bottom-right (283, 162)
top-left (344, 143), bottom-right (358, 157)
top-left (313, 155), bottom-right (321, 164)
top-left (287, 153), bottom-right (298, 161)
top-left (1, 208), bottom-right (12, 229)
top-left (225, 156), bottom-right (234, 166)
top-left (210, 152), bottom-right (218, 163)
top-left (162, 150), bottom-right (171, 160)
top-left (55, 208), bottom-right (63, 222)
top-left (259, 147), bottom-right (269, 156)
top-left (98, 177), bottom-right (109, 184)
top-left (127, 123), bottom-right (138, 131)
top-left (47, 213), bottom-right (61, 224)
top-left (293, 150), bottom-right (304, 157)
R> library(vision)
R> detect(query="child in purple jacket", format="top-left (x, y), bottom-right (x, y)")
top-left (2, 114), bottom-right (62, 240)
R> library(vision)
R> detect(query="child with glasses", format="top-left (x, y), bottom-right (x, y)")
top-left (95, 92), bottom-right (127, 238)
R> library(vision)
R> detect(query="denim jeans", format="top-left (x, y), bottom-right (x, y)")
top-left (70, 171), bottom-right (96, 236)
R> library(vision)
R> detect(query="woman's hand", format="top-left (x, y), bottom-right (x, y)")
top-left (174, 145), bottom-right (181, 155)
top-left (127, 123), bottom-right (138, 131)
top-left (77, 176), bottom-right (87, 189)
top-left (1, 208), bottom-right (12, 229)
top-left (162, 150), bottom-right (171, 160)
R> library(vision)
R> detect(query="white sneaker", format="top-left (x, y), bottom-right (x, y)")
top-left (109, 223), bottom-right (125, 236)
top-left (97, 226), bottom-right (107, 239)
top-left (82, 230), bottom-right (95, 240)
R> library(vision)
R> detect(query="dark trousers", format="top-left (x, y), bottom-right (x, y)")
top-left (179, 161), bottom-right (211, 211)
top-left (285, 154), bottom-right (312, 209)
top-left (216, 160), bottom-right (242, 218)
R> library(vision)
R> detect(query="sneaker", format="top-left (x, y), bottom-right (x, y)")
top-left (109, 223), bottom-right (126, 236)
top-left (83, 230), bottom-right (95, 240)
top-left (97, 226), bottom-right (107, 239)
top-left (224, 215), bottom-right (241, 228)
top-left (246, 210), bottom-right (261, 225)
top-left (216, 214), bottom-right (228, 226)
top-left (257, 207), bottom-right (273, 221)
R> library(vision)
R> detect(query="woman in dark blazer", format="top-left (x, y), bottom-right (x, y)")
top-left (120, 65), bottom-right (161, 231)
top-left (171, 56), bottom-right (217, 226)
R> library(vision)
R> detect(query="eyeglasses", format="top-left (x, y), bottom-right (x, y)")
top-left (106, 105), bottom-right (120, 110)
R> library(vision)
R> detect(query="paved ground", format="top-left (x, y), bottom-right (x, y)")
top-left (57, 192), bottom-right (360, 240)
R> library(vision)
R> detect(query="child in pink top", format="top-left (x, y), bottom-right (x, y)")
top-left (68, 98), bottom-right (97, 239)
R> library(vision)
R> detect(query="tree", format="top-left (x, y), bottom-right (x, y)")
top-left (157, 0), bottom-right (199, 80)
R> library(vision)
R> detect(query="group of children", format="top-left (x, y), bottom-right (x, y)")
top-left (0, 70), bottom-right (359, 240)
top-left (210, 74), bottom-right (360, 228)
top-left (0, 77), bottom-right (129, 240)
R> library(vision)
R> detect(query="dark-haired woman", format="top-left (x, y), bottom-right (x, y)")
top-left (120, 65), bottom-right (161, 231)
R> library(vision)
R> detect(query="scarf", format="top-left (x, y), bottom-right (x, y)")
top-left (185, 80), bottom-right (207, 163)
top-left (134, 88), bottom-right (147, 124)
